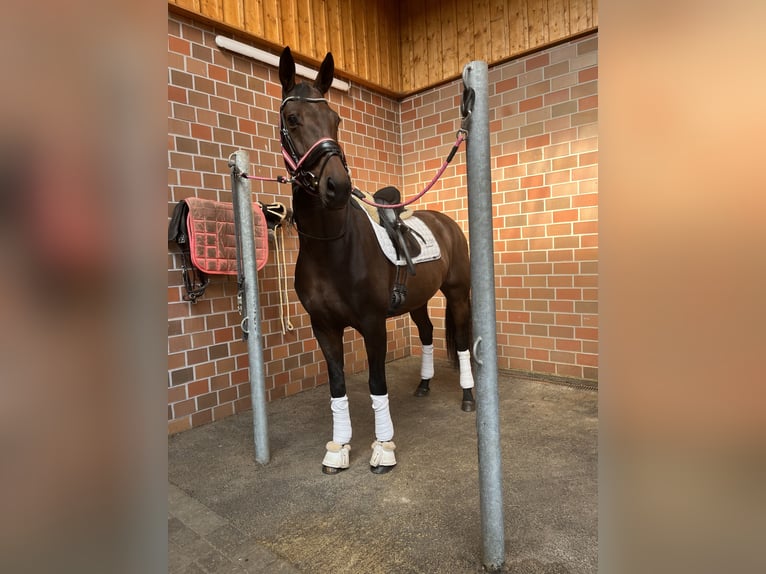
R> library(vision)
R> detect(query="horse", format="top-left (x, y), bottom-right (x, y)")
top-left (278, 46), bottom-right (475, 475)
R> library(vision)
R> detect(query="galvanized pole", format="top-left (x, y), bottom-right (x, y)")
top-left (229, 150), bottom-right (270, 464)
top-left (463, 61), bottom-right (506, 571)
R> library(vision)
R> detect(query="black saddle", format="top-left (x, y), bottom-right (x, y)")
top-left (373, 186), bottom-right (423, 275)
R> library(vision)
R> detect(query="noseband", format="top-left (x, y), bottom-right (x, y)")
top-left (280, 96), bottom-right (349, 195)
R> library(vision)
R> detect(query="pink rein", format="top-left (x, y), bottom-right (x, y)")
top-left (244, 130), bottom-right (466, 211)
top-left (353, 131), bottom-right (466, 210)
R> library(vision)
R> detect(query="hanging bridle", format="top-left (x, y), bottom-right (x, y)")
top-left (279, 95), bottom-right (349, 195)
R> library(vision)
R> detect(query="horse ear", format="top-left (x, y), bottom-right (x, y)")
top-left (315, 52), bottom-right (334, 95)
top-left (279, 46), bottom-right (295, 96)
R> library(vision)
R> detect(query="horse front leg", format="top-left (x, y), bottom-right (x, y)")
top-left (364, 322), bottom-right (397, 474)
top-left (313, 325), bottom-right (352, 475)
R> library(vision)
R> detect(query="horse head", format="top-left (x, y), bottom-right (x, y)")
top-left (278, 47), bottom-right (351, 210)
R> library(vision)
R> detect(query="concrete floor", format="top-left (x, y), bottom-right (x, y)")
top-left (168, 356), bottom-right (598, 573)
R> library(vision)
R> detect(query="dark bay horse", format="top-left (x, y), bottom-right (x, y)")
top-left (278, 47), bottom-right (475, 474)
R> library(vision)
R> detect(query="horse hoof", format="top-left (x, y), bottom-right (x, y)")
top-left (461, 400), bottom-right (476, 412)
top-left (322, 465), bottom-right (347, 475)
top-left (414, 387), bottom-right (430, 397)
top-left (370, 464), bottom-right (395, 474)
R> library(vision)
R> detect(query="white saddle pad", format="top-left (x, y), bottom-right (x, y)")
top-left (361, 208), bottom-right (441, 267)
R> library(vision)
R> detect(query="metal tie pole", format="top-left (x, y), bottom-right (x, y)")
top-left (229, 150), bottom-right (270, 464)
top-left (464, 61), bottom-right (506, 571)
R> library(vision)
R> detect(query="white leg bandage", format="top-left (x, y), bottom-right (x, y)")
top-left (330, 395), bottom-right (352, 445)
top-left (420, 344), bottom-right (434, 380)
top-left (370, 394), bottom-right (394, 442)
top-left (457, 349), bottom-right (475, 389)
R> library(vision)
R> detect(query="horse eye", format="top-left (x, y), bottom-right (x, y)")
top-left (287, 114), bottom-right (300, 127)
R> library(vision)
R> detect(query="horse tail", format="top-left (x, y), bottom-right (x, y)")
top-left (445, 297), bottom-right (471, 369)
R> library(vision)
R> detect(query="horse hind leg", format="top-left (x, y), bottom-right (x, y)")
top-left (414, 344), bottom-right (434, 397)
top-left (445, 293), bottom-right (476, 412)
top-left (410, 305), bottom-right (434, 397)
top-left (457, 348), bottom-right (476, 412)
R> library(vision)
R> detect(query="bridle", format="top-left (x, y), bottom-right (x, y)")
top-left (279, 95), bottom-right (353, 241)
top-left (279, 95), bottom-right (350, 196)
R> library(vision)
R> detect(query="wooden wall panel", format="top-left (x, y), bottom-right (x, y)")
top-left (508, 0), bottom-right (530, 54)
top-left (172, 0), bottom-right (199, 10)
top-left (338, 0), bottom-right (357, 73)
top-left (472, 0), bottom-right (491, 64)
top-left (455, 2), bottom-right (473, 76)
top-left (548, 0), bottom-right (570, 40)
top-left (527, 0), bottom-right (549, 47)
top-left (168, 0), bottom-right (597, 97)
top-left (376, 2), bottom-right (389, 89)
top-left (490, 0), bottom-right (509, 63)
top-left (569, 0), bottom-right (591, 30)
top-left (280, 1), bottom-right (295, 49)
top-left (199, 0), bottom-right (222, 21)
top-left (395, 0), bottom-right (598, 93)
top-left (242, 0), bottom-right (263, 37)
top-left (262, 0), bottom-right (280, 43)
top-left (425, 0), bottom-right (442, 86)
top-left (325, 1), bottom-right (344, 71)
top-left (297, 0), bottom-right (313, 55)
top-left (353, 1), bottom-right (368, 79)
top-left (440, 1), bottom-right (458, 80)
top-left (223, 0), bottom-right (244, 27)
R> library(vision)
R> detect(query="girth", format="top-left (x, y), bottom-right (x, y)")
top-left (372, 186), bottom-right (424, 276)
top-left (365, 186), bottom-right (427, 315)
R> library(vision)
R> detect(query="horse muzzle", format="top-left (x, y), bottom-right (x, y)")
top-left (321, 171), bottom-right (352, 209)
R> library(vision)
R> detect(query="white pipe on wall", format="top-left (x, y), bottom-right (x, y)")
top-left (215, 36), bottom-right (351, 92)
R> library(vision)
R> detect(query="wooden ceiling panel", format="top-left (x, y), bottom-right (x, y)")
top-left (168, 0), bottom-right (597, 97)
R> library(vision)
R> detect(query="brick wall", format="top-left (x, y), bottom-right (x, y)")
top-left (168, 14), bottom-right (409, 434)
top-left (402, 34), bottom-right (599, 381)
top-left (168, 12), bottom-right (598, 433)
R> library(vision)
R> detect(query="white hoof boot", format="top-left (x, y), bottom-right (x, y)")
top-left (322, 441), bottom-right (350, 475)
top-left (369, 441), bottom-right (396, 474)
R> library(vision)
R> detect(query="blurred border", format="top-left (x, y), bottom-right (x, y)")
top-left (600, 1), bottom-right (766, 572)
top-left (2, 1), bottom-right (765, 572)
top-left (0, 2), bottom-right (167, 573)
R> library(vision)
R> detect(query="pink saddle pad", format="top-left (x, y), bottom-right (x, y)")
top-left (184, 197), bottom-right (268, 274)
